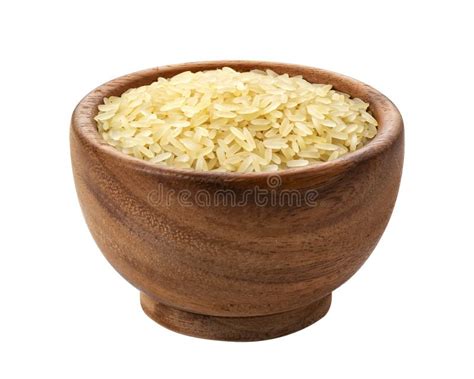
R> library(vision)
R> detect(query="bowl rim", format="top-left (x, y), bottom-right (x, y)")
top-left (71, 60), bottom-right (403, 180)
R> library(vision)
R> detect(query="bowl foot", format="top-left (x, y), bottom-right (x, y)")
top-left (140, 292), bottom-right (332, 341)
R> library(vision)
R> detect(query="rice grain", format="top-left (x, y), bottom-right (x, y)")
top-left (95, 68), bottom-right (378, 172)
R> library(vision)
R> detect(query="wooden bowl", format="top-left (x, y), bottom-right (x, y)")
top-left (70, 61), bottom-right (404, 341)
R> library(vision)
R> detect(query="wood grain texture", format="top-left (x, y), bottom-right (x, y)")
top-left (141, 292), bottom-right (331, 341)
top-left (70, 61), bottom-right (404, 341)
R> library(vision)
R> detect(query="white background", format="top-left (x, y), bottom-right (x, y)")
top-left (1, 1), bottom-right (473, 378)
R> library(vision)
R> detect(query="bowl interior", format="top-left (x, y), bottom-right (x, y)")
top-left (72, 61), bottom-right (403, 181)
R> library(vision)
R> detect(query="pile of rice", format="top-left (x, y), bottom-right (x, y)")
top-left (95, 67), bottom-right (378, 172)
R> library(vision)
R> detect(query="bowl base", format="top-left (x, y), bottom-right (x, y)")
top-left (140, 292), bottom-right (332, 341)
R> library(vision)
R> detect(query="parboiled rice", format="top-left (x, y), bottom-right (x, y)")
top-left (95, 67), bottom-right (378, 172)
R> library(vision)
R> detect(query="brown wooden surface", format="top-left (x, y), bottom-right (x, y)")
top-left (70, 61), bottom-right (404, 341)
top-left (141, 292), bottom-right (332, 341)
